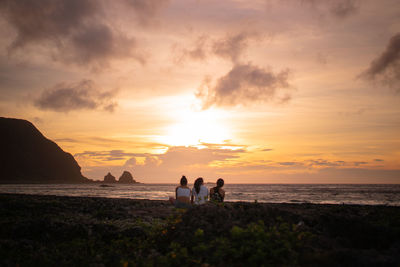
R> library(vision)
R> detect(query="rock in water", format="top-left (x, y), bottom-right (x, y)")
top-left (118, 171), bottom-right (136, 183)
top-left (0, 117), bottom-right (88, 183)
top-left (104, 172), bottom-right (116, 183)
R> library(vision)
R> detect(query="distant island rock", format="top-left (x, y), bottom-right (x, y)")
top-left (118, 171), bottom-right (137, 183)
top-left (103, 172), bottom-right (116, 183)
top-left (0, 117), bottom-right (89, 183)
top-left (101, 171), bottom-right (139, 184)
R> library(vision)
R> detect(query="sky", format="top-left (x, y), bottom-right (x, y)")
top-left (0, 0), bottom-right (399, 183)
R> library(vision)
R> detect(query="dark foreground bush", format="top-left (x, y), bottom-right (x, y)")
top-left (146, 219), bottom-right (310, 266)
top-left (1, 194), bottom-right (399, 266)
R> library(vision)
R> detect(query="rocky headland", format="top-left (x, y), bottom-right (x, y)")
top-left (0, 117), bottom-right (88, 183)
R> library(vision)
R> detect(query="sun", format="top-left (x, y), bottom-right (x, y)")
top-left (161, 107), bottom-right (232, 147)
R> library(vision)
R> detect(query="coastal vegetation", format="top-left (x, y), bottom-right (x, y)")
top-left (1, 194), bottom-right (399, 266)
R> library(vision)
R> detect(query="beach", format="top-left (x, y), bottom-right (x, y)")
top-left (1, 193), bottom-right (399, 266)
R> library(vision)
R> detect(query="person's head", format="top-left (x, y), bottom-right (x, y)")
top-left (180, 175), bottom-right (188, 186)
top-left (216, 178), bottom-right (224, 188)
top-left (194, 177), bottom-right (204, 194)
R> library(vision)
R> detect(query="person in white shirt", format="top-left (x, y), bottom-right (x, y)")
top-left (191, 177), bottom-right (208, 205)
top-left (169, 175), bottom-right (191, 208)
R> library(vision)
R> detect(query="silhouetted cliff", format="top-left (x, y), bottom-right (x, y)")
top-left (0, 117), bottom-right (88, 183)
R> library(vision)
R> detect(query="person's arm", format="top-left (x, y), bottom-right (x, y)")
top-left (209, 187), bottom-right (214, 198)
top-left (191, 188), bottom-right (194, 204)
top-left (175, 186), bottom-right (178, 200)
top-left (220, 189), bottom-right (225, 201)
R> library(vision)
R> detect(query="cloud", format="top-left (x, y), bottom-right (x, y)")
top-left (174, 31), bottom-right (260, 64)
top-left (0, 0), bottom-right (145, 67)
top-left (360, 33), bottom-right (400, 91)
top-left (173, 35), bottom-right (209, 63)
top-left (262, 148), bottom-right (273, 152)
top-left (233, 158), bottom-right (373, 172)
top-left (299, 0), bottom-right (359, 19)
top-left (76, 145), bottom-right (245, 180)
top-left (353, 161), bottom-right (368, 166)
top-left (157, 146), bottom-right (243, 166)
top-left (75, 150), bottom-right (148, 163)
top-left (76, 146), bottom-right (243, 166)
top-left (66, 23), bottom-right (144, 67)
top-left (75, 147), bottom-right (400, 183)
top-left (362, 33), bottom-right (400, 78)
top-left (198, 141), bottom-right (247, 150)
top-left (304, 159), bottom-right (370, 168)
top-left (124, 0), bottom-right (170, 26)
top-left (0, 0), bottom-right (97, 49)
top-left (278, 162), bottom-right (299, 166)
top-left (329, 0), bottom-right (359, 18)
top-left (34, 79), bottom-right (118, 112)
top-left (196, 63), bottom-right (292, 109)
top-left (212, 32), bottom-right (259, 63)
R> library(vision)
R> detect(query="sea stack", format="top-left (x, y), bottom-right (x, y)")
top-left (0, 117), bottom-right (88, 183)
top-left (118, 171), bottom-right (136, 183)
top-left (103, 172), bottom-right (116, 183)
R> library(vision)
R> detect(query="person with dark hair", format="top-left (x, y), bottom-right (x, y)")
top-left (169, 175), bottom-right (191, 208)
top-left (191, 177), bottom-right (208, 205)
top-left (210, 178), bottom-right (225, 203)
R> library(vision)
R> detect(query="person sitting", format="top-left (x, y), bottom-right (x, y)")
top-left (191, 177), bottom-right (208, 205)
top-left (169, 175), bottom-right (191, 208)
top-left (210, 178), bottom-right (225, 203)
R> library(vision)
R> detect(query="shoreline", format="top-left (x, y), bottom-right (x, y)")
top-left (0, 192), bottom-right (399, 206)
top-left (1, 183), bottom-right (399, 206)
top-left (1, 193), bottom-right (399, 266)
top-left (0, 191), bottom-right (398, 207)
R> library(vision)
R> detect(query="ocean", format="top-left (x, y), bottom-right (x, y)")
top-left (0, 183), bottom-right (399, 206)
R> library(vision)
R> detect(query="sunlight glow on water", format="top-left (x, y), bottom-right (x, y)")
top-left (0, 184), bottom-right (399, 206)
